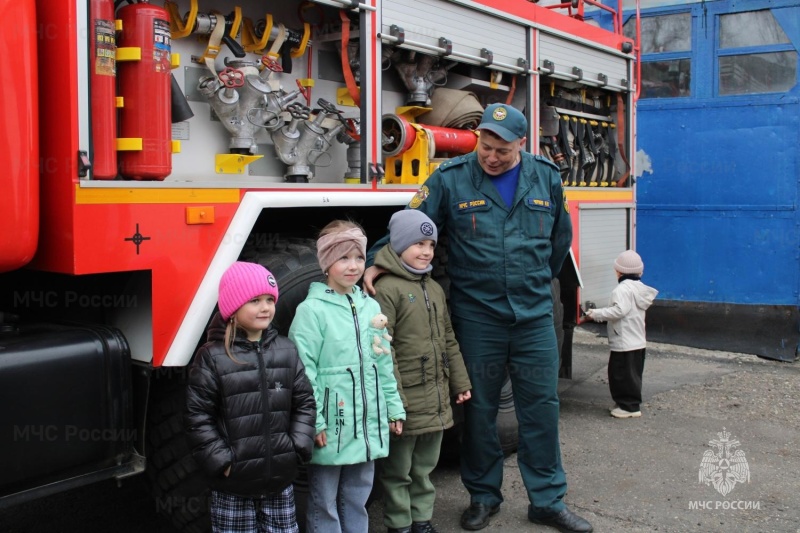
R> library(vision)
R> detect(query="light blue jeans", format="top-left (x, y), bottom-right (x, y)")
top-left (305, 461), bottom-right (374, 533)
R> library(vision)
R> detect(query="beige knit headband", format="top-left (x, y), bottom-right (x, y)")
top-left (316, 228), bottom-right (368, 274)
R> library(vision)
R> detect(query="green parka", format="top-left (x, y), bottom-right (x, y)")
top-left (288, 282), bottom-right (405, 465)
top-left (373, 245), bottom-right (472, 436)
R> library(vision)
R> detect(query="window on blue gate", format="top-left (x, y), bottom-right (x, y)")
top-left (624, 12), bottom-right (691, 99)
top-left (718, 10), bottom-right (797, 95)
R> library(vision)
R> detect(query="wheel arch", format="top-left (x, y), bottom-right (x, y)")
top-left (160, 191), bottom-right (411, 367)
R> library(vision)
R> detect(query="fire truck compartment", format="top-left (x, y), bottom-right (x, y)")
top-left (0, 323), bottom-right (134, 505)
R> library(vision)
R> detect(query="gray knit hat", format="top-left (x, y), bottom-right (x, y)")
top-left (614, 250), bottom-right (644, 275)
top-left (389, 210), bottom-right (438, 254)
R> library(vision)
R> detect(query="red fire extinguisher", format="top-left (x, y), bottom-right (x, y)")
top-left (117, 1), bottom-right (172, 180)
top-left (90, 0), bottom-right (117, 179)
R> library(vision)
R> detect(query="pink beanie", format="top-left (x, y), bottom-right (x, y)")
top-left (218, 262), bottom-right (279, 320)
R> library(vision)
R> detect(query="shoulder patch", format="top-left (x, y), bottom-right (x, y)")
top-left (533, 154), bottom-right (560, 171)
top-left (408, 185), bottom-right (429, 209)
top-left (438, 155), bottom-right (468, 172)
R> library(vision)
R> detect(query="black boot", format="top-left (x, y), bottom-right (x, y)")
top-left (460, 502), bottom-right (500, 531)
top-left (528, 506), bottom-right (593, 533)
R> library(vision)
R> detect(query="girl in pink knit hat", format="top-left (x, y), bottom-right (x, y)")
top-left (185, 261), bottom-right (316, 532)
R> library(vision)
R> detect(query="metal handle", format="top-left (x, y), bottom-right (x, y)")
top-left (379, 32), bottom-right (528, 74)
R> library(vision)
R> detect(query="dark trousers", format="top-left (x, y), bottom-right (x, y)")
top-left (608, 348), bottom-right (646, 412)
top-left (453, 317), bottom-right (567, 517)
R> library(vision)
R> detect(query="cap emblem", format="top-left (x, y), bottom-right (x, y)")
top-left (492, 107), bottom-right (508, 121)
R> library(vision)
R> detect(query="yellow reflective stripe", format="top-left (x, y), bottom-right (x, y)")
top-left (75, 185), bottom-right (240, 204)
top-left (565, 190), bottom-right (634, 202)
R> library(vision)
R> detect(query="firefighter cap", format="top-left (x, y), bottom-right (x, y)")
top-left (218, 261), bottom-right (279, 321)
top-left (477, 103), bottom-right (527, 142)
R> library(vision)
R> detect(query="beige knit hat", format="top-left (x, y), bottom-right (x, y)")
top-left (614, 250), bottom-right (644, 275)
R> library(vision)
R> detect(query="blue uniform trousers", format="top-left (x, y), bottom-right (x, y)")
top-left (453, 316), bottom-right (567, 517)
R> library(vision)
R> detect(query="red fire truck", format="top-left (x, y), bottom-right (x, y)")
top-left (0, 0), bottom-right (636, 529)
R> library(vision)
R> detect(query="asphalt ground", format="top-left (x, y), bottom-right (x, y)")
top-left (368, 326), bottom-right (799, 533)
top-left (2, 325), bottom-right (798, 533)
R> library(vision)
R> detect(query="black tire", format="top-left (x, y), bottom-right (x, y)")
top-left (146, 241), bottom-right (323, 533)
top-left (246, 240), bottom-right (324, 528)
top-left (496, 371), bottom-right (518, 456)
top-left (241, 239), bottom-right (324, 337)
top-left (436, 231), bottom-right (564, 456)
top-left (552, 277), bottom-right (565, 361)
top-left (145, 374), bottom-right (211, 533)
top-left (496, 278), bottom-right (564, 455)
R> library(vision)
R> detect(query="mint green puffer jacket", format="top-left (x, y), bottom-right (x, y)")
top-left (289, 282), bottom-right (405, 465)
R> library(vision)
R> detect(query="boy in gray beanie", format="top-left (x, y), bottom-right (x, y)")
top-left (388, 210), bottom-right (439, 271)
top-left (585, 250), bottom-right (658, 418)
top-left (373, 209), bottom-right (472, 533)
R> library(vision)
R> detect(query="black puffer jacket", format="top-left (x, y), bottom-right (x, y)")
top-left (185, 314), bottom-right (316, 497)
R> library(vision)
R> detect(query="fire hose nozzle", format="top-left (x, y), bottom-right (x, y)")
top-left (381, 114), bottom-right (478, 158)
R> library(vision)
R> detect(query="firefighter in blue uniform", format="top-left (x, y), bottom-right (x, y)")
top-left (365, 104), bottom-right (593, 533)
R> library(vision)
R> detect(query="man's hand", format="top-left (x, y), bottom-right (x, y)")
top-left (456, 390), bottom-right (472, 404)
top-left (314, 430), bottom-right (327, 448)
top-left (224, 465), bottom-right (231, 477)
top-left (362, 265), bottom-right (387, 295)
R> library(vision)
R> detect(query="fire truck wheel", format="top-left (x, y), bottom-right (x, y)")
top-left (496, 278), bottom-right (564, 455)
top-left (496, 376), bottom-right (518, 456)
top-left (442, 278), bottom-right (564, 457)
top-left (144, 242), bottom-right (323, 533)
top-left (553, 277), bottom-right (565, 363)
top-left (243, 239), bottom-right (325, 529)
top-left (146, 374), bottom-right (211, 533)
top-left (247, 240), bottom-right (325, 338)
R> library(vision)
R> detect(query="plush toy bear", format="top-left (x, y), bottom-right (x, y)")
top-left (369, 313), bottom-right (393, 356)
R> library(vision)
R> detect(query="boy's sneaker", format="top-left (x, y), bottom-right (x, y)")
top-left (610, 407), bottom-right (641, 418)
top-left (411, 522), bottom-right (438, 533)
top-left (609, 404), bottom-right (618, 413)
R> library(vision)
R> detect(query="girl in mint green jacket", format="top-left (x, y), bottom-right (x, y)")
top-left (289, 220), bottom-right (405, 533)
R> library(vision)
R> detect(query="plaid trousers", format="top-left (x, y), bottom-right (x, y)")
top-left (210, 485), bottom-right (300, 533)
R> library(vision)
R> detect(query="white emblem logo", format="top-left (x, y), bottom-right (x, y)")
top-left (699, 428), bottom-right (750, 496)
